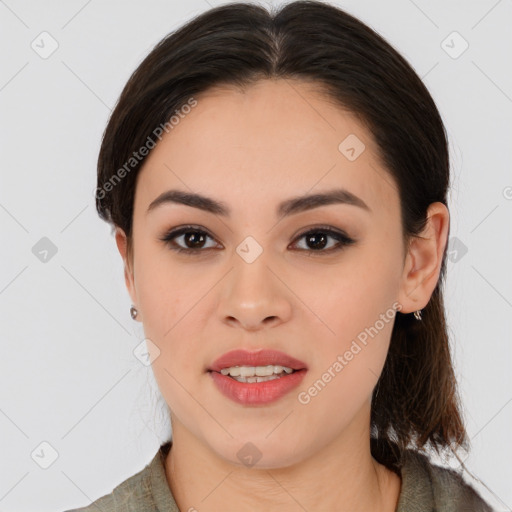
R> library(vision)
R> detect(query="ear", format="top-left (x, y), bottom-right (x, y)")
top-left (115, 227), bottom-right (138, 315)
top-left (397, 202), bottom-right (450, 313)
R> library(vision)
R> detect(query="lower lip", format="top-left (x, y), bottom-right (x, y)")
top-left (209, 369), bottom-right (307, 405)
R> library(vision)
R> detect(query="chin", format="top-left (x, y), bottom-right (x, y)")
top-left (210, 434), bottom-right (307, 471)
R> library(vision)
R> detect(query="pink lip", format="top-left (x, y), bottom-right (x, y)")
top-left (207, 349), bottom-right (308, 406)
top-left (208, 349), bottom-right (307, 372)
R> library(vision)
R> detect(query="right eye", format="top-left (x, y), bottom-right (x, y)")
top-left (159, 225), bottom-right (221, 255)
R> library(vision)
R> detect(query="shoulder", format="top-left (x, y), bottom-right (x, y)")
top-left (62, 446), bottom-right (168, 512)
top-left (397, 448), bottom-right (495, 511)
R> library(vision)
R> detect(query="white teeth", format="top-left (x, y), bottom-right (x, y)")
top-left (219, 364), bottom-right (295, 378)
top-left (244, 375), bottom-right (280, 383)
top-left (240, 366), bottom-right (255, 378)
top-left (255, 366), bottom-right (272, 376)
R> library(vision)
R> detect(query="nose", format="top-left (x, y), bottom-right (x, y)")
top-left (219, 249), bottom-right (293, 331)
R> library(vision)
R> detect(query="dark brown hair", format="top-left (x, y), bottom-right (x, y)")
top-left (96, 0), bottom-right (469, 471)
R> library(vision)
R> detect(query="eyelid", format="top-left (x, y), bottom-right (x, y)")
top-left (291, 224), bottom-right (353, 241)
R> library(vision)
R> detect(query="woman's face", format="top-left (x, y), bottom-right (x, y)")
top-left (120, 79), bottom-right (410, 468)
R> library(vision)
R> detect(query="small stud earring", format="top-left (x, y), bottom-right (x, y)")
top-left (130, 305), bottom-right (138, 320)
top-left (413, 309), bottom-right (422, 321)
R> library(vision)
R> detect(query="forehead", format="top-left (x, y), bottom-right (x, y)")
top-left (134, 79), bottom-right (399, 218)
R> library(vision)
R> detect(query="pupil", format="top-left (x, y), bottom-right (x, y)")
top-left (186, 232), bottom-right (205, 248)
top-left (307, 233), bottom-right (327, 250)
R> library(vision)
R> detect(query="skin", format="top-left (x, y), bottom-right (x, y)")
top-left (115, 78), bottom-right (449, 511)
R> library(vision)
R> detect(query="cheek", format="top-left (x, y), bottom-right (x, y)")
top-left (133, 239), bottom-right (198, 334)
top-left (296, 237), bottom-right (401, 408)
top-left (303, 241), bottom-right (401, 344)
top-left (296, 292), bottom-right (397, 435)
top-left (139, 291), bottom-right (204, 430)
top-left (132, 247), bottom-right (202, 385)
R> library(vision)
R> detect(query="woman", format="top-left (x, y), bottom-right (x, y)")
top-left (66, 1), bottom-right (495, 510)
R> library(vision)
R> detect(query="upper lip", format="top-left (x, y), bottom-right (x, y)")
top-left (208, 349), bottom-right (308, 372)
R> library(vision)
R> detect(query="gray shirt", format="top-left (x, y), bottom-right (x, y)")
top-left (64, 442), bottom-right (494, 511)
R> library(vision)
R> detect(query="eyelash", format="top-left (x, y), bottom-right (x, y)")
top-left (159, 224), bottom-right (355, 256)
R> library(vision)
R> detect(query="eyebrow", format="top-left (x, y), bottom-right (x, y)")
top-left (146, 187), bottom-right (371, 217)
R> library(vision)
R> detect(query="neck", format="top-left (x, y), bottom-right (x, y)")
top-left (164, 408), bottom-right (401, 511)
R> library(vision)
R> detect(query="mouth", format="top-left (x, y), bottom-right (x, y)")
top-left (216, 364), bottom-right (296, 383)
top-left (207, 348), bottom-right (308, 375)
top-left (207, 349), bottom-right (308, 405)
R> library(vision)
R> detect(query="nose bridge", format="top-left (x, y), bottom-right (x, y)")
top-left (219, 236), bottom-right (292, 328)
top-left (231, 236), bottom-right (274, 302)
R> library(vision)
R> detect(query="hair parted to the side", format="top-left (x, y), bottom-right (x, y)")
top-left (96, 0), bottom-right (469, 471)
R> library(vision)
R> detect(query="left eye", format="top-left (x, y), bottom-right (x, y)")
top-left (291, 227), bottom-right (355, 253)
top-left (160, 225), bottom-right (355, 255)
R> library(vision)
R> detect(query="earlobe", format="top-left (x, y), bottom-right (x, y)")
top-left (397, 202), bottom-right (450, 313)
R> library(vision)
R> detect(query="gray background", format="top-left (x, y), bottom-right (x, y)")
top-left (0, 0), bottom-right (510, 510)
